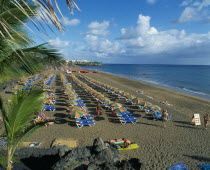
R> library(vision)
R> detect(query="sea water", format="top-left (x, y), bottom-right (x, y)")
top-left (80, 64), bottom-right (210, 100)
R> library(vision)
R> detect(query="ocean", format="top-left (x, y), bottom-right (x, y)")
top-left (80, 64), bottom-right (210, 100)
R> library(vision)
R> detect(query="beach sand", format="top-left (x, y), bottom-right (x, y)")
top-left (1, 70), bottom-right (210, 169)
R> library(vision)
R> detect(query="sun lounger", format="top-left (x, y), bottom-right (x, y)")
top-left (120, 118), bottom-right (138, 125)
top-left (82, 115), bottom-right (93, 119)
top-left (119, 116), bottom-right (136, 120)
top-left (145, 108), bottom-right (155, 113)
top-left (76, 118), bottom-right (95, 122)
top-left (42, 106), bottom-right (56, 112)
top-left (76, 120), bottom-right (96, 128)
top-left (116, 112), bottom-right (132, 117)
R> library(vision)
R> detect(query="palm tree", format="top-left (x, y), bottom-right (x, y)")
top-left (0, 0), bottom-right (64, 83)
top-left (0, 88), bottom-right (46, 170)
top-left (0, 0), bottom-right (80, 40)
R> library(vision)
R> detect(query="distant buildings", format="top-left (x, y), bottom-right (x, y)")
top-left (66, 60), bottom-right (102, 66)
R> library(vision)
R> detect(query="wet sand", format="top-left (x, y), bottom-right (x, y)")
top-left (1, 70), bottom-right (210, 169)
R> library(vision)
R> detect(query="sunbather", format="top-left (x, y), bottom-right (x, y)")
top-left (160, 101), bottom-right (173, 106)
top-left (107, 138), bottom-right (132, 148)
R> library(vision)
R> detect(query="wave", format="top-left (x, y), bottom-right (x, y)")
top-left (182, 88), bottom-right (209, 96)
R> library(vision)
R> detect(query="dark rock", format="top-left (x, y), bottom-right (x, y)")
top-left (56, 145), bottom-right (72, 158)
top-left (0, 137), bottom-right (142, 170)
top-left (87, 163), bottom-right (98, 170)
top-left (92, 146), bottom-right (119, 165)
top-left (92, 137), bottom-right (108, 153)
top-left (53, 147), bottom-right (91, 170)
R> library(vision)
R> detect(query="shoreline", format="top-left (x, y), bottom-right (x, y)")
top-left (79, 66), bottom-right (210, 101)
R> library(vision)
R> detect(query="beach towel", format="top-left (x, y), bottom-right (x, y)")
top-left (167, 163), bottom-right (189, 170)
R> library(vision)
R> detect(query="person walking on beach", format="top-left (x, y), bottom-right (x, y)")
top-left (162, 109), bottom-right (168, 128)
top-left (96, 102), bottom-right (102, 116)
top-left (203, 114), bottom-right (209, 130)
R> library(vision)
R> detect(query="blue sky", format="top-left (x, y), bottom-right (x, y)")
top-left (34, 0), bottom-right (210, 64)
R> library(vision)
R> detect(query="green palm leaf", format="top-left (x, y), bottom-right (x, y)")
top-left (0, 88), bottom-right (45, 164)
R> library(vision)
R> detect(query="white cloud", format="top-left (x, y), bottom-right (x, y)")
top-left (178, 7), bottom-right (200, 22)
top-left (180, 0), bottom-right (193, 6)
top-left (178, 0), bottom-right (210, 23)
top-left (63, 18), bottom-right (80, 26)
top-left (49, 37), bottom-right (70, 48)
top-left (65, 14), bottom-right (210, 64)
top-left (85, 34), bottom-right (120, 57)
top-left (119, 14), bottom-right (210, 58)
top-left (88, 21), bottom-right (110, 36)
top-left (146, 0), bottom-right (157, 4)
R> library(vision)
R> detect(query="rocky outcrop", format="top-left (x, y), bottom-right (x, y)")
top-left (52, 137), bottom-right (141, 170)
top-left (0, 137), bottom-right (142, 170)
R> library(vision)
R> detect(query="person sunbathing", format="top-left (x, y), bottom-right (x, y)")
top-left (107, 138), bottom-right (132, 148)
top-left (107, 138), bottom-right (124, 143)
top-left (39, 113), bottom-right (55, 120)
top-left (160, 101), bottom-right (173, 106)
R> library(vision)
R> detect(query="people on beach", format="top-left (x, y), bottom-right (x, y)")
top-left (162, 109), bottom-right (169, 128)
top-left (107, 138), bottom-right (132, 148)
top-left (203, 114), bottom-right (209, 130)
top-left (96, 102), bottom-right (102, 116)
top-left (160, 101), bottom-right (173, 106)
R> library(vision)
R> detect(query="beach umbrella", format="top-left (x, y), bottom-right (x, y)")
top-left (69, 110), bottom-right (86, 118)
top-left (126, 95), bottom-right (136, 100)
top-left (66, 100), bottom-right (77, 106)
top-left (122, 92), bottom-right (130, 97)
top-left (111, 103), bottom-right (123, 109)
top-left (66, 106), bottom-right (82, 114)
top-left (113, 108), bottom-right (127, 114)
top-left (149, 105), bottom-right (161, 111)
top-left (96, 94), bottom-right (105, 99)
top-left (144, 102), bottom-right (153, 107)
top-left (68, 97), bottom-right (80, 101)
top-left (132, 98), bottom-right (143, 104)
top-left (101, 98), bottom-right (110, 103)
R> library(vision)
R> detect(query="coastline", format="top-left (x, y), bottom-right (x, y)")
top-left (1, 69), bottom-right (210, 169)
top-left (80, 66), bottom-right (210, 101)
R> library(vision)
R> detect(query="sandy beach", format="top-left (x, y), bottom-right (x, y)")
top-left (1, 69), bottom-right (210, 169)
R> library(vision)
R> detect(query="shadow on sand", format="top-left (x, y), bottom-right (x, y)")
top-left (183, 155), bottom-right (210, 162)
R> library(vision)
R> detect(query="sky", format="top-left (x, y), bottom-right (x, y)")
top-left (33, 0), bottom-right (210, 64)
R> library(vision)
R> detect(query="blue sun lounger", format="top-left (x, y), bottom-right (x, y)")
top-left (76, 118), bottom-right (95, 122)
top-left (82, 115), bottom-right (93, 119)
top-left (120, 116), bottom-right (136, 119)
top-left (197, 164), bottom-right (210, 170)
top-left (76, 120), bottom-right (95, 128)
top-left (116, 111), bottom-right (132, 117)
top-left (42, 106), bottom-right (56, 112)
top-left (167, 163), bottom-right (189, 170)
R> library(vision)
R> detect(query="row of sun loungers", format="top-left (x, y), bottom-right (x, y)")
top-left (79, 75), bottom-right (162, 113)
top-left (60, 73), bottom-right (95, 128)
top-left (72, 74), bottom-right (138, 125)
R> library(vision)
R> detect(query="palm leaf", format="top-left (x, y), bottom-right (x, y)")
top-left (0, 89), bottom-right (45, 148)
